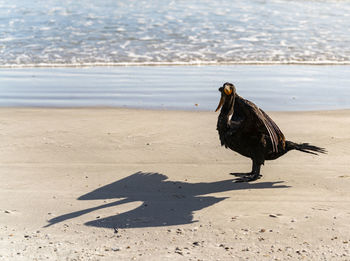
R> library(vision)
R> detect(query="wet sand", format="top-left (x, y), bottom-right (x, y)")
top-left (1, 65), bottom-right (350, 111)
top-left (0, 108), bottom-right (349, 260)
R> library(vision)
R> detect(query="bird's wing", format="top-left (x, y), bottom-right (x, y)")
top-left (237, 96), bottom-right (285, 152)
top-left (259, 108), bottom-right (285, 151)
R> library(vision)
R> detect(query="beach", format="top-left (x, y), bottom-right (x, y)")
top-left (1, 0), bottom-right (350, 259)
top-left (1, 107), bottom-right (349, 260)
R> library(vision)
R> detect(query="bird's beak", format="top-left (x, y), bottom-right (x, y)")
top-left (215, 95), bottom-right (225, 112)
top-left (224, 87), bottom-right (232, 96)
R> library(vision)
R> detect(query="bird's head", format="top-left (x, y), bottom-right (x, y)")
top-left (215, 82), bottom-right (236, 114)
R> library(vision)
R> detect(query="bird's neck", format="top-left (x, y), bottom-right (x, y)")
top-left (217, 94), bottom-right (241, 133)
top-left (217, 95), bottom-right (237, 127)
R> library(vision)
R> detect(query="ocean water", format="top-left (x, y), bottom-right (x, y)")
top-left (1, 0), bottom-right (350, 66)
top-left (1, 66), bottom-right (349, 111)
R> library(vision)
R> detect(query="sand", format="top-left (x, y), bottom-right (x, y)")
top-left (0, 108), bottom-right (349, 260)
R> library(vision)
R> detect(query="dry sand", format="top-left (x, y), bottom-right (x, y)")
top-left (0, 108), bottom-right (349, 260)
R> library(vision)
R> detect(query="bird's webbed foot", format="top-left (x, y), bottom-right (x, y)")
top-left (233, 173), bottom-right (262, 183)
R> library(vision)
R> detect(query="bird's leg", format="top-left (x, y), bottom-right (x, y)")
top-left (250, 160), bottom-right (262, 180)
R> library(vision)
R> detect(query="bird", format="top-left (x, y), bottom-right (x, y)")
top-left (215, 82), bottom-right (326, 182)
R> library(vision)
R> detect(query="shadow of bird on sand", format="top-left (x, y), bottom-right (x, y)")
top-left (45, 171), bottom-right (289, 229)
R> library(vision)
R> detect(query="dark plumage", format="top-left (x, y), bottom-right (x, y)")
top-left (215, 82), bottom-right (326, 182)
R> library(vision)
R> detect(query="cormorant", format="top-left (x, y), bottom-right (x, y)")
top-left (215, 82), bottom-right (326, 182)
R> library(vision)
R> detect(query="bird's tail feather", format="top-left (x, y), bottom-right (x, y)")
top-left (286, 141), bottom-right (327, 155)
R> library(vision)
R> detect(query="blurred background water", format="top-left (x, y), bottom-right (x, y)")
top-left (1, 0), bottom-right (350, 66)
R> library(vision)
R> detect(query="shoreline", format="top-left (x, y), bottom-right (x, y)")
top-left (0, 107), bottom-right (349, 260)
top-left (2, 61), bottom-right (350, 68)
top-left (1, 65), bottom-right (350, 111)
